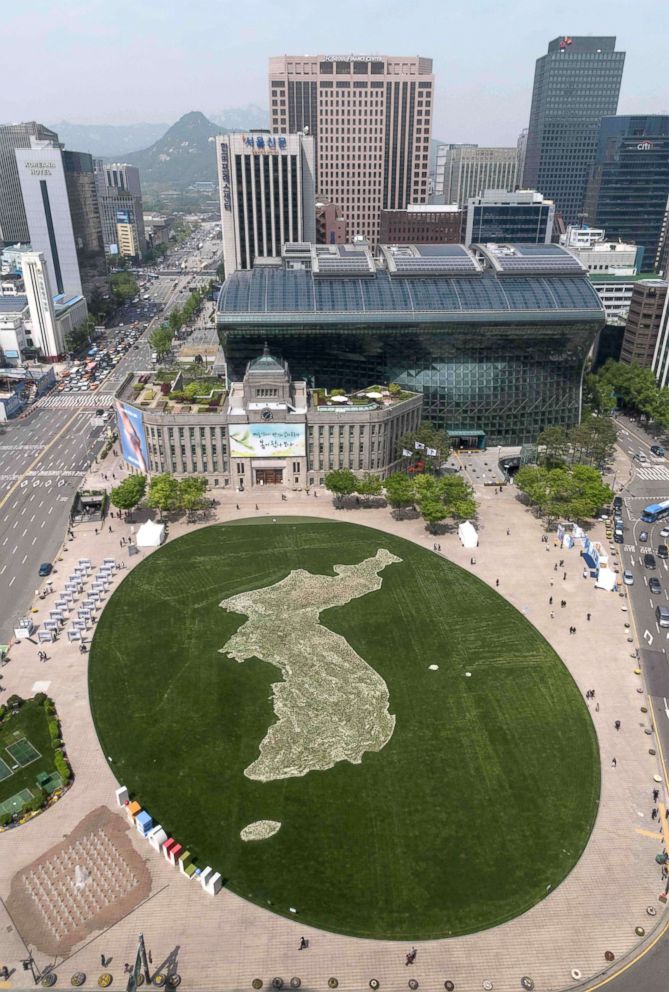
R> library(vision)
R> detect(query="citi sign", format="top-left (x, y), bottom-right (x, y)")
top-left (637, 141), bottom-right (654, 151)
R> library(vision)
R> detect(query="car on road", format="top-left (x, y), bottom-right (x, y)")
top-left (650, 577), bottom-right (663, 594)
top-left (661, 526), bottom-right (669, 538)
top-left (656, 605), bottom-right (669, 628)
top-left (644, 553), bottom-right (657, 569)
top-left (614, 531), bottom-right (624, 544)
top-left (623, 570), bottom-right (635, 585)
top-left (613, 496), bottom-right (623, 510)
top-left (651, 445), bottom-right (665, 457)
top-left (635, 452), bottom-right (649, 463)
top-left (639, 530), bottom-right (649, 542)
top-left (38, 562), bottom-right (53, 577)
top-left (658, 544), bottom-right (669, 559)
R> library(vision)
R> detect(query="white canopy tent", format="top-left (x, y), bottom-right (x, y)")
top-left (136, 519), bottom-right (166, 549)
top-left (595, 567), bottom-right (617, 592)
top-left (458, 520), bottom-right (478, 549)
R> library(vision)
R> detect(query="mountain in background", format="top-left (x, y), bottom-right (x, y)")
top-left (209, 104), bottom-right (269, 131)
top-left (116, 111), bottom-right (225, 191)
top-left (49, 121), bottom-right (169, 157)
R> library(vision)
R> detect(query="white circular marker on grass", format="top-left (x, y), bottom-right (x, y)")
top-left (241, 820), bottom-right (282, 842)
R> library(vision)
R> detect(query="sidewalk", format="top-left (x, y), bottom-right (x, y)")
top-left (0, 479), bottom-right (666, 992)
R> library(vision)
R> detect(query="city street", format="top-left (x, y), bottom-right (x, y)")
top-left (0, 236), bottom-right (221, 645)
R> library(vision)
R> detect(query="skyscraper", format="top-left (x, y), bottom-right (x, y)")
top-left (216, 131), bottom-right (315, 273)
top-left (21, 251), bottom-right (64, 359)
top-left (436, 145), bottom-right (518, 207)
top-left (63, 150), bottom-right (106, 298)
top-left (94, 161), bottom-right (146, 258)
top-left (0, 121), bottom-right (60, 244)
top-left (15, 139), bottom-right (83, 298)
top-left (522, 36), bottom-right (625, 225)
top-left (268, 54), bottom-right (434, 244)
top-left (585, 116), bottom-right (669, 272)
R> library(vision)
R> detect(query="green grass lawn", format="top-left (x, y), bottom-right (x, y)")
top-left (89, 519), bottom-right (599, 939)
top-left (0, 699), bottom-right (56, 814)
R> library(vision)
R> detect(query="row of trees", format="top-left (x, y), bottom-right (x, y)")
top-left (537, 415), bottom-right (617, 470)
top-left (110, 473), bottom-right (209, 519)
top-left (515, 464), bottom-right (613, 523)
top-left (149, 283), bottom-right (214, 360)
top-left (324, 469), bottom-right (477, 533)
top-left (586, 360), bottom-right (669, 429)
top-left (110, 271), bottom-right (139, 304)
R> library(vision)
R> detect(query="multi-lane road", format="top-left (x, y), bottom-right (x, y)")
top-left (0, 233), bottom-right (221, 645)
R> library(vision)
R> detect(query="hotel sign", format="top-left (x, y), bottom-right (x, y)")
top-left (220, 143), bottom-right (231, 211)
top-left (24, 160), bottom-right (56, 176)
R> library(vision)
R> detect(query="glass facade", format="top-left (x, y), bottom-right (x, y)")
top-left (221, 321), bottom-right (598, 446)
top-left (585, 116), bottom-right (669, 271)
top-left (468, 204), bottom-right (552, 244)
top-left (523, 37), bottom-right (625, 225)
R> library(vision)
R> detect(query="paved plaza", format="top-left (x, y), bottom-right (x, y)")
top-left (0, 455), bottom-right (667, 991)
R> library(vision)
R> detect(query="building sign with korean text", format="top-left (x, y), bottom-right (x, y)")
top-left (230, 423), bottom-right (305, 458)
top-left (242, 135), bottom-right (288, 154)
top-left (220, 143), bottom-right (231, 211)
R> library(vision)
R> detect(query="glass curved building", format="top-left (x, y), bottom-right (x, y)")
top-left (217, 242), bottom-right (604, 445)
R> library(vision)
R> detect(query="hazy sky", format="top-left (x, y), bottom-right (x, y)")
top-left (5, 0), bottom-right (668, 143)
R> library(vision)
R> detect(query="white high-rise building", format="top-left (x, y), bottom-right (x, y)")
top-left (217, 131), bottom-right (315, 274)
top-left (436, 144), bottom-right (518, 207)
top-left (269, 54), bottom-right (434, 245)
top-left (21, 251), bottom-right (63, 358)
top-left (15, 139), bottom-right (83, 298)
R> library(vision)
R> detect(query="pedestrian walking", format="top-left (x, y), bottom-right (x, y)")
top-left (108, 525), bottom-right (112, 533)
top-left (587, 613), bottom-right (591, 622)
top-left (595, 702), bottom-right (599, 712)
top-left (495, 578), bottom-right (500, 587)
top-left (434, 543), bottom-right (437, 551)
top-left (612, 757), bottom-right (617, 767)
top-left (549, 596), bottom-right (553, 605)
top-left (563, 571), bottom-right (567, 581)
top-left (654, 788), bottom-right (660, 802)
top-left (652, 808), bottom-right (658, 820)
top-left (94, 528), bottom-right (98, 535)
top-left (506, 528), bottom-right (510, 536)
top-left (438, 544), bottom-right (441, 551)
top-left (559, 559), bottom-right (564, 567)
top-left (236, 504), bottom-right (240, 510)
top-left (572, 626), bottom-right (576, 635)
top-left (586, 690), bottom-right (591, 700)
top-left (554, 563), bottom-right (558, 572)
top-left (299, 937), bottom-right (308, 950)
top-left (591, 689), bottom-right (596, 699)
top-left (615, 720), bottom-right (621, 731)
top-left (100, 955), bottom-right (106, 968)
top-left (550, 611), bottom-right (554, 619)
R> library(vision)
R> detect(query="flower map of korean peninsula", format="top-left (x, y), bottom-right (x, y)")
top-left (219, 549), bottom-right (400, 839)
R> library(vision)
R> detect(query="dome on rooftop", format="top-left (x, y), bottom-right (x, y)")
top-left (246, 343), bottom-right (285, 374)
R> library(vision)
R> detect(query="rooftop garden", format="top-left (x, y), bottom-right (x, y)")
top-left (312, 383), bottom-right (416, 409)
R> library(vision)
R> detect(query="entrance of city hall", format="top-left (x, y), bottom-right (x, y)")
top-left (255, 468), bottom-right (284, 485)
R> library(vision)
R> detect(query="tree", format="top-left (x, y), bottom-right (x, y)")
top-left (438, 475), bottom-right (477, 521)
top-left (149, 327), bottom-right (174, 358)
top-left (324, 469), bottom-right (357, 506)
top-left (537, 426), bottom-right (569, 468)
top-left (177, 477), bottom-right (209, 518)
top-left (110, 475), bottom-right (146, 516)
top-left (110, 271), bottom-right (138, 303)
top-left (384, 473), bottom-right (415, 519)
top-left (216, 261), bottom-right (225, 283)
top-left (419, 496), bottom-right (448, 533)
top-left (169, 308), bottom-right (184, 332)
top-left (398, 421), bottom-right (451, 468)
top-left (569, 416), bottom-right (617, 468)
top-left (515, 464), bottom-right (612, 523)
top-left (146, 473), bottom-right (179, 517)
top-left (356, 473), bottom-right (383, 500)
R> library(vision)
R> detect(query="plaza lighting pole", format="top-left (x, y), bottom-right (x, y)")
top-left (138, 933), bottom-right (151, 984)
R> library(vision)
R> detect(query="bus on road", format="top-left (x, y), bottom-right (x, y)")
top-left (641, 499), bottom-right (669, 523)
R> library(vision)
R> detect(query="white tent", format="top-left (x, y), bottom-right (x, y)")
top-left (136, 519), bottom-right (166, 549)
top-left (595, 567), bottom-right (617, 592)
top-left (458, 520), bottom-right (478, 549)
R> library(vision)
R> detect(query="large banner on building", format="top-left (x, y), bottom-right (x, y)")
top-left (230, 423), bottom-right (305, 458)
top-left (115, 401), bottom-right (149, 473)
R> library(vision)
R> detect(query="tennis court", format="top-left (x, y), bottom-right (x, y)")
top-left (0, 788), bottom-right (33, 817)
top-left (0, 757), bottom-right (12, 782)
top-left (6, 738), bottom-right (41, 767)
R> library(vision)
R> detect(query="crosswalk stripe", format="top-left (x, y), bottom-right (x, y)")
top-left (36, 394), bottom-right (115, 409)
top-left (636, 466), bottom-right (669, 481)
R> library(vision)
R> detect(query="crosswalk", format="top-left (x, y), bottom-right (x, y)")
top-left (635, 465), bottom-right (669, 482)
top-left (36, 393), bottom-right (116, 409)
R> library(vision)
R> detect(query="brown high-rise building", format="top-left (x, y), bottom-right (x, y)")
top-left (269, 54), bottom-right (434, 245)
top-left (380, 205), bottom-right (463, 244)
top-left (620, 279), bottom-right (668, 367)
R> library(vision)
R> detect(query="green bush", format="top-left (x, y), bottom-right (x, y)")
top-left (48, 720), bottom-right (60, 740)
top-left (34, 692), bottom-right (47, 706)
top-left (0, 813), bottom-right (12, 827)
top-left (51, 738), bottom-right (63, 750)
top-left (0, 705), bottom-right (6, 721)
top-left (54, 750), bottom-right (71, 782)
top-left (6, 694), bottom-right (22, 710)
